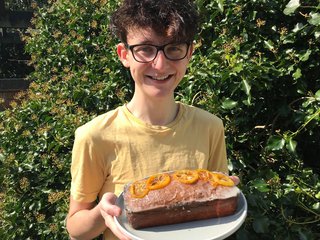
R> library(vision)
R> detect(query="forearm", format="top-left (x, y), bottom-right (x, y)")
top-left (67, 204), bottom-right (106, 240)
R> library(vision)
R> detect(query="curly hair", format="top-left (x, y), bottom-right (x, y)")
top-left (110, 0), bottom-right (199, 44)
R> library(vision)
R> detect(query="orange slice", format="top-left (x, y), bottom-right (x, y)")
top-left (129, 179), bottom-right (149, 198)
top-left (211, 172), bottom-right (234, 187)
top-left (146, 173), bottom-right (171, 190)
top-left (196, 169), bottom-right (214, 181)
top-left (173, 169), bottom-right (199, 184)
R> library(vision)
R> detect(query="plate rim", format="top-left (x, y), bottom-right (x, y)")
top-left (114, 188), bottom-right (247, 240)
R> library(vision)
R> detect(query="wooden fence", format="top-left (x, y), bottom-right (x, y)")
top-left (0, 0), bottom-right (33, 110)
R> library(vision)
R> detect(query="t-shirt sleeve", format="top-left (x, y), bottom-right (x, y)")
top-left (207, 117), bottom-right (228, 174)
top-left (70, 125), bottom-right (107, 203)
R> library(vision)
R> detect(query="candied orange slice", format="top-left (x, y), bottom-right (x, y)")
top-left (196, 169), bottom-right (214, 181)
top-left (146, 173), bottom-right (171, 190)
top-left (130, 179), bottom-right (149, 198)
top-left (173, 169), bottom-right (199, 184)
top-left (211, 172), bottom-right (234, 187)
top-left (210, 181), bottom-right (219, 188)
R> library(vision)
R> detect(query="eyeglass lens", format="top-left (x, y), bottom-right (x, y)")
top-left (131, 43), bottom-right (188, 63)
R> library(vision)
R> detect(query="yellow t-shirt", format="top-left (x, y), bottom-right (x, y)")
top-left (70, 102), bottom-right (228, 239)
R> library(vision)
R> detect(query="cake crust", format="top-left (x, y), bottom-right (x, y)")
top-left (126, 196), bottom-right (238, 229)
top-left (123, 170), bottom-right (239, 229)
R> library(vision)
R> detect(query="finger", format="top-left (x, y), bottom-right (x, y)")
top-left (102, 202), bottom-right (121, 217)
top-left (104, 214), bottom-right (131, 240)
top-left (100, 193), bottom-right (122, 216)
top-left (229, 176), bottom-right (240, 185)
top-left (102, 192), bottom-right (117, 205)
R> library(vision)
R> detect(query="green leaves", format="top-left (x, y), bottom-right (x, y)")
top-left (286, 138), bottom-right (297, 153)
top-left (251, 179), bottom-right (270, 193)
top-left (266, 136), bottom-right (285, 151)
top-left (222, 98), bottom-right (238, 109)
top-left (195, 0), bottom-right (320, 238)
top-left (292, 67), bottom-right (302, 80)
top-left (215, 0), bottom-right (224, 13)
top-left (1, 0), bottom-right (319, 239)
top-left (308, 12), bottom-right (320, 26)
top-left (284, 0), bottom-right (300, 15)
top-left (0, 0), bottom-right (125, 239)
top-left (315, 89), bottom-right (320, 101)
top-left (266, 135), bottom-right (298, 153)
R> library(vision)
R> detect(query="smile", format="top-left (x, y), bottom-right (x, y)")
top-left (149, 75), bottom-right (172, 81)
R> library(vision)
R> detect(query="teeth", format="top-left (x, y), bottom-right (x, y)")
top-left (151, 75), bottom-right (169, 80)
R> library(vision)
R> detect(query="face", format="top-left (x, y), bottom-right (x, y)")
top-left (117, 28), bottom-right (193, 100)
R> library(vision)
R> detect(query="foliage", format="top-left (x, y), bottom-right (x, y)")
top-left (181, 0), bottom-right (320, 239)
top-left (0, 0), bottom-right (320, 239)
top-left (1, 0), bottom-right (129, 238)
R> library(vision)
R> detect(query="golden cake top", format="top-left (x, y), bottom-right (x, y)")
top-left (129, 169), bottom-right (234, 198)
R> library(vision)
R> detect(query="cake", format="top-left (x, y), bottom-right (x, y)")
top-left (123, 169), bottom-right (240, 229)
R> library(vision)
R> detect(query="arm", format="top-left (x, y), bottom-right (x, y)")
top-left (66, 193), bottom-right (130, 240)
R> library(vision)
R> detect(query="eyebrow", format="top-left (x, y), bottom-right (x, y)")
top-left (139, 40), bottom-right (155, 44)
top-left (127, 37), bottom-right (171, 45)
top-left (128, 41), bottom-right (176, 47)
top-left (130, 41), bottom-right (158, 46)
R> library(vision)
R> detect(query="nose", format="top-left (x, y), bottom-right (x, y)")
top-left (152, 50), bottom-right (167, 69)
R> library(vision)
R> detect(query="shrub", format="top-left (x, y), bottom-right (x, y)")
top-left (0, 0), bottom-right (129, 239)
top-left (180, 0), bottom-right (320, 239)
top-left (0, 0), bottom-right (319, 239)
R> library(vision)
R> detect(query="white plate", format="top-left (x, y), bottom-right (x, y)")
top-left (114, 189), bottom-right (247, 240)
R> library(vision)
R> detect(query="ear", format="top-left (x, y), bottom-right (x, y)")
top-left (117, 43), bottom-right (130, 68)
top-left (187, 43), bottom-right (194, 60)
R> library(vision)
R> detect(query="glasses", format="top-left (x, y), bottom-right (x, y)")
top-left (126, 42), bottom-right (190, 63)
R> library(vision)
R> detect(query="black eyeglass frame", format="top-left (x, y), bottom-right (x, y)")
top-left (125, 42), bottom-right (190, 63)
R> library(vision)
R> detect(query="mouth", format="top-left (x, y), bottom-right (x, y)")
top-left (148, 75), bottom-right (172, 81)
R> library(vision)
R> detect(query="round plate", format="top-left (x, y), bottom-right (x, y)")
top-left (114, 189), bottom-right (247, 240)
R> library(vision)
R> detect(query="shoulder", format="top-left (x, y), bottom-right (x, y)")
top-left (75, 106), bottom-right (124, 141)
top-left (180, 103), bottom-right (223, 128)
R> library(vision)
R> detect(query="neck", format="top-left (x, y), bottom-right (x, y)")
top-left (126, 95), bottom-right (179, 126)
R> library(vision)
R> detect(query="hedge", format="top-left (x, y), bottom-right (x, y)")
top-left (0, 0), bottom-right (319, 239)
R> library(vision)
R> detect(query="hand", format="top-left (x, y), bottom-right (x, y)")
top-left (99, 193), bottom-right (131, 240)
top-left (229, 176), bottom-right (240, 186)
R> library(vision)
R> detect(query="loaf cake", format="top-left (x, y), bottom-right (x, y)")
top-left (123, 169), bottom-right (240, 229)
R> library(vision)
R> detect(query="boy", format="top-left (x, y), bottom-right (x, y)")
top-left (66, 0), bottom-right (238, 239)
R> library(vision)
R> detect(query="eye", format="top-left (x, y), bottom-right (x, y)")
top-left (165, 44), bottom-right (186, 56)
top-left (134, 45), bottom-right (155, 55)
top-left (166, 44), bottom-right (185, 53)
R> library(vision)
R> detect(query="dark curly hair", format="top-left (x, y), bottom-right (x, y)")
top-left (110, 0), bottom-right (199, 44)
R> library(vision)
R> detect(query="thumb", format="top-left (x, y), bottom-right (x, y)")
top-left (100, 192), bottom-right (122, 216)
